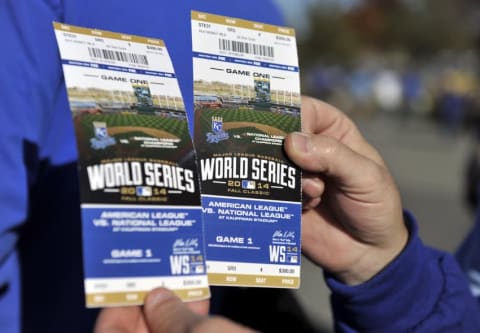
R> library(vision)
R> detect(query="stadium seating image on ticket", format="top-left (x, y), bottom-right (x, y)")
top-left (191, 11), bottom-right (302, 288)
top-left (53, 23), bottom-right (209, 307)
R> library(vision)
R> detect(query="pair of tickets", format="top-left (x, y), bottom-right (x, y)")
top-left (54, 10), bottom-right (302, 307)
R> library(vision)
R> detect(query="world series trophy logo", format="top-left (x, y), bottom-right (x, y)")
top-left (206, 116), bottom-right (229, 143)
top-left (90, 121), bottom-right (116, 150)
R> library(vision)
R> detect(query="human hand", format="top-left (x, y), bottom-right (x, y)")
top-left (284, 96), bottom-right (408, 285)
top-left (94, 288), bottom-right (255, 333)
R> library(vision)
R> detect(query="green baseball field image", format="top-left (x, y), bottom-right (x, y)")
top-left (194, 106), bottom-right (301, 158)
top-left (74, 113), bottom-right (193, 164)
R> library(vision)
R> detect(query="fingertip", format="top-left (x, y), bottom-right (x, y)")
top-left (302, 177), bottom-right (324, 197)
top-left (144, 288), bottom-right (203, 333)
top-left (286, 132), bottom-right (312, 154)
top-left (144, 287), bottom-right (177, 312)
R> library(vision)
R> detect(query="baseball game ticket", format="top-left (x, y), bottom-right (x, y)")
top-left (53, 23), bottom-right (209, 307)
top-left (191, 11), bottom-right (302, 288)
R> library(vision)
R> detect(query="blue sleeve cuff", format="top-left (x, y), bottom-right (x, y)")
top-left (325, 212), bottom-right (446, 332)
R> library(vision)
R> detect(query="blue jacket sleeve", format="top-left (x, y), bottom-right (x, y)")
top-left (325, 213), bottom-right (480, 332)
top-left (456, 208), bottom-right (480, 302)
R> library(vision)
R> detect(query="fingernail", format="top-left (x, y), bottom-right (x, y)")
top-left (290, 132), bottom-right (311, 153)
top-left (146, 288), bottom-right (176, 308)
top-left (302, 177), bottom-right (321, 191)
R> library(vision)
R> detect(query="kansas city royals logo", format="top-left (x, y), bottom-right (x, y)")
top-left (90, 121), bottom-right (116, 150)
top-left (212, 116), bottom-right (223, 133)
top-left (206, 116), bottom-right (229, 143)
top-left (95, 123), bottom-right (108, 139)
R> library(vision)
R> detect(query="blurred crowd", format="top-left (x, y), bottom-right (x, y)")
top-left (302, 50), bottom-right (480, 136)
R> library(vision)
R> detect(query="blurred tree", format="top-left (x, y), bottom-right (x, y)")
top-left (297, 6), bottom-right (361, 67)
top-left (298, 0), bottom-right (475, 67)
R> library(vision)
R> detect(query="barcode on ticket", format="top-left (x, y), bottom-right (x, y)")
top-left (88, 47), bottom-right (149, 65)
top-left (218, 39), bottom-right (274, 58)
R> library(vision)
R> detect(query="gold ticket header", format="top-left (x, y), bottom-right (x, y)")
top-left (191, 10), bottom-right (296, 37)
top-left (53, 22), bottom-right (165, 47)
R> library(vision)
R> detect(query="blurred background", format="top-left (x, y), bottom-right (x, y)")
top-left (271, 0), bottom-right (480, 331)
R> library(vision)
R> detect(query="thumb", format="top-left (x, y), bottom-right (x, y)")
top-left (284, 132), bottom-right (384, 190)
top-left (143, 288), bottom-right (256, 333)
top-left (143, 288), bottom-right (202, 333)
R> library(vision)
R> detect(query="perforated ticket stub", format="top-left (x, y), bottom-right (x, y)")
top-left (191, 11), bottom-right (302, 288)
top-left (53, 23), bottom-right (209, 307)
